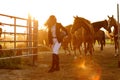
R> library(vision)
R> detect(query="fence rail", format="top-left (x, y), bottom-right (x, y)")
top-left (0, 13), bottom-right (38, 65)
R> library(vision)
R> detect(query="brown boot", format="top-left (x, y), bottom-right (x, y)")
top-left (54, 54), bottom-right (60, 71)
top-left (48, 54), bottom-right (56, 73)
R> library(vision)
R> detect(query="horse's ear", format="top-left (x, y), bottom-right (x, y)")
top-left (73, 16), bottom-right (75, 18)
top-left (107, 15), bottom-right (110, 18)
top-left (112, 15), bottom-right (114, 18)
top-left (73, 16), bottom-right (77, 18)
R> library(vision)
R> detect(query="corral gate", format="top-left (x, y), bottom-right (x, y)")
top-left (0, 13), bottom-right (38, 65)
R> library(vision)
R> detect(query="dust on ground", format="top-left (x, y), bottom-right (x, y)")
top-left (0, 44), bottom-right (120, 80)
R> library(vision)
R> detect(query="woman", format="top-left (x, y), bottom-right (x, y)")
top-left (44, 15), bottom-right (68, 73)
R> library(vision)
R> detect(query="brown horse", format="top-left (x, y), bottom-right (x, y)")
top-left (92, 20), bottom-right (110, 32)
top-left (108, 15), bottom-right (119, 56)
top-left (62, 24), bottom-right (84, 56)
top-left (64, 24), bottom-right (73, 50)
top-left (71, 16), bottom-right (94, 56)
top-left (72, 27), bottom-right (88, 56)
top-left (94, 30), bottom-right (105, 50)
top-left (92, 20), bottom-right (111, 51)
top-left (61, 25), bottom-right (72, 55)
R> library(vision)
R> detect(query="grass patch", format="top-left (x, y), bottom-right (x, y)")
top-left (0, 50), bottom-right (22, 69)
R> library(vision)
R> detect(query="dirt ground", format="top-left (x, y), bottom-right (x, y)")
top-left (0, 44), bottom-right (120, 80)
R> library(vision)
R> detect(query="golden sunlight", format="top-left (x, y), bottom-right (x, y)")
top-left (78, 60), bottom-right (87, 69)
top-left (74, 57), bottom-right (102, 80)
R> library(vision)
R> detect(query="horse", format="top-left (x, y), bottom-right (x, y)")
top-left (94, 30), bottom-right (105, 50)
top-left (92, 20), bottom-right (111, 51)
top-left (64, 24), bottom-right (73, 50)
top-left (72, 27), bottom-right (88, 56)
top-left (108, 15), bottom-right (119, 56)
top-left (92, 20), bottom-right (111, 32)
top-left (62, 24), bottom-right (84, 56)
top-left (61, 25), bottom-right (72, 55)
top-left (71, 16), bottom-right (94, 56)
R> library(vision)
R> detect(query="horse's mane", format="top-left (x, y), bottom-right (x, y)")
top-left (73, 16), bottom-right (94, 37)
top-left (78, 17), bottom-right (91, 24)
top-left (92, 20), bottom-right (107, 24)
top-left (65, 24), bottom-right (72, 33)
top-left (65, 24), bottom-right (72, 28)
top-left (92, 20), bottom-right (108, 29)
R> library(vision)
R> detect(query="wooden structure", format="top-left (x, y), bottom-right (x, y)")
top-left (0, 13), bottom-right (38, 65)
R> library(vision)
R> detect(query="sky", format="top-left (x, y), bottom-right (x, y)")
top-left (0, 0), bottom-right (119, 29)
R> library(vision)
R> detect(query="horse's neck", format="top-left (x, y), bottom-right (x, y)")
top-left (113, 21), bottom-right (118, 35)
top-left (92, 21), bottom-right (106, 31)
top-left (113, 22), bottom-right (118, 31)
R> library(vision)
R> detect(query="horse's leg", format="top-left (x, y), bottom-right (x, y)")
top-left (78, 47), bottom-right (81, 54)
top-left (62, 46), bottom-right (67, 55)
top-left (73, 47), bottom-right (78, 59)
top-left (88, 43), bottom-right (94, 56)
top-left (78, 42), bottom-right (82, 55)
top-left (87, 42), bottom-right (93, 55)
top-left (115, 43), bottom-right (117, 56)
top-left (114, 39), bottom-right (119, 56)
top-left (84, 42), bottom-right (87, 56)
top-left (100, 40), bottom-right (103, 51)
top-left (73, 46), bottom-right (77, 56)
top-left (70, 41), bottom-right (73, 50)
top-left (68, 49), bottom-right (71, 55)
top-left (64, 49), bottom-right (67, 55)
top-left (67, 46), bottom-right (71, 55)
top-left (66, 43), bottom-right (71, 55)
top-left (78, 46), bottom-right (82, 56)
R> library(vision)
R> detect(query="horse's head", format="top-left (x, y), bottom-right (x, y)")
top-left (71, 16), bottom-right (81, 33)
top-left (72, 16), bottom-right (92, 34)
top-left (102, 20), bottom-right (111, 33)
top-left (107, 15), bottom-right (117, 33)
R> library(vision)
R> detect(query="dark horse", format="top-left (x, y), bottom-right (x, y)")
top-left (92, 20), bottom-right (111, 50)
top-left (92, 20), bottom-right (110, 32)
top-left (71, 16), bottom-right (94, 56)
top-left (108, 15), bottom-right (119, 56)
top-left (94, 30), bottom-right (105, 50)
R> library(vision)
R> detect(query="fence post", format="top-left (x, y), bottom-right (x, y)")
top-left (33, 18), bottom-right (38, 65)
top-left (14, 18), bottom-right (16, 49)
top-left (117, 4), bottom-right (120, 67)
top-left (27, 14), bottom-right (33, 65)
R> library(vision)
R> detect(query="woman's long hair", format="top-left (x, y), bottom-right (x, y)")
top-left (44, 15), bottom-right (57, 28)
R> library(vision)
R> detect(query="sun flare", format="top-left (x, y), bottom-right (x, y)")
top-left (78, 60), bottom-right (87, 69)
top-left (0, 0), bottom-right (119, 31)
